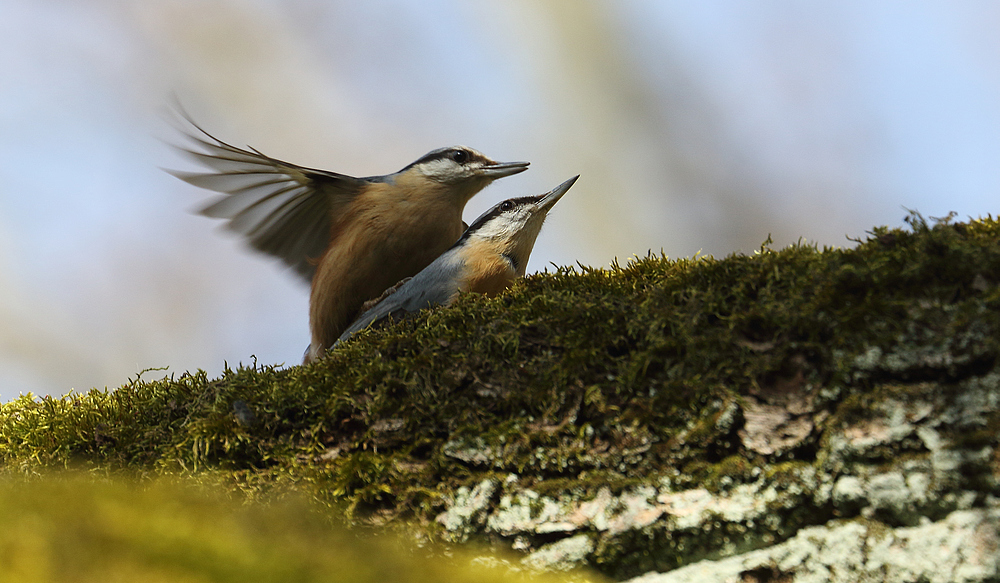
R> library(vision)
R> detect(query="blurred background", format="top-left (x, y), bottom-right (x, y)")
top-left (1, 1), bottom-right (999, 401)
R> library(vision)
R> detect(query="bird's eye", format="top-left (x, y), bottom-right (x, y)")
top-left (500, 201), bottom-right (514, 212)
top-left (451, 150), bottom-right (469, 164)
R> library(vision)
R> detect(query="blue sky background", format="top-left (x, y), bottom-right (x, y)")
top-left (1, 1), bottom-right (999, 400)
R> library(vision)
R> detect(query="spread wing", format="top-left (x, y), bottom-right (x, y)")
top-left (336, 254), bottom-right (464, 344)
top-left (167, 120), bottom-right (368, 283)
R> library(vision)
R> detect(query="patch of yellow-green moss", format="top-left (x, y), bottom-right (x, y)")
top-left (0, 473), bottom-right (600, 583)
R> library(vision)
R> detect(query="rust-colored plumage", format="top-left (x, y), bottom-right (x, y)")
top-left (168, 118), bottom-right (528, 362)
top-left (335, 176), bottom-right (578, 345)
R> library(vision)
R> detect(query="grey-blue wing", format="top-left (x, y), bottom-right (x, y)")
top-left (336, 255), bottom-right (465, 344)
top-left (168, 121), bottom-right (366, 284)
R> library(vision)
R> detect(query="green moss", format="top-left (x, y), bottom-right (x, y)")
top-left (3, 212), bottom-right (1000, 577)
top-left (0, 473), bottom-right (597, 583)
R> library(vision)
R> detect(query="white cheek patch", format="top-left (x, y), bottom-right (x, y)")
top-left (475, 209), bottom-right (531, 241)
top-left (418, 159), bottom-right (464, 182)
top-left (471, 220), bottom-right (504, 241)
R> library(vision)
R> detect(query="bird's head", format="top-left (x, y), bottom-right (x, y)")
top-left (459, 175), bottom-right (578, 276)
top-left (402, 146), bottom-right (529, 200)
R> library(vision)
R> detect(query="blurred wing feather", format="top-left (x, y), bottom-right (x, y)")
top-left (168, 122), bottom-right (367, 283)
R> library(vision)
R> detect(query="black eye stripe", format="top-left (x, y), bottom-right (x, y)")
top-left (402, 147), bottom-right (478, 172)
top-left (456, 195), bottom-right (537, 244)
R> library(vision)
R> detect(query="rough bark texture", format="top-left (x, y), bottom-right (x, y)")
top-left (435, 368), bottom-right (1000, 581)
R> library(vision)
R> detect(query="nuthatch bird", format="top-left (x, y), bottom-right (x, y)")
top-left (337, 175), bottom-right (578, 344)
top-left (168, 119), bottom-right (529, 362)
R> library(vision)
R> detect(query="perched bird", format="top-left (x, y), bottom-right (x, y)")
top-left (168, 119), bottom-right (529, 362)
top-left (337, 175), bottom-right (579, 344)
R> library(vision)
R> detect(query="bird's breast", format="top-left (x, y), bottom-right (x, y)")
top-left (457, 239), bottom-right (518, 297)
top-left (316, 182), bottom-right (466, 296)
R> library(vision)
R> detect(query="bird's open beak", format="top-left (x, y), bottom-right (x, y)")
top-left (534, 175), bottom-right (579, 213)
top-left (481, 160), bottom-right (530, 179)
